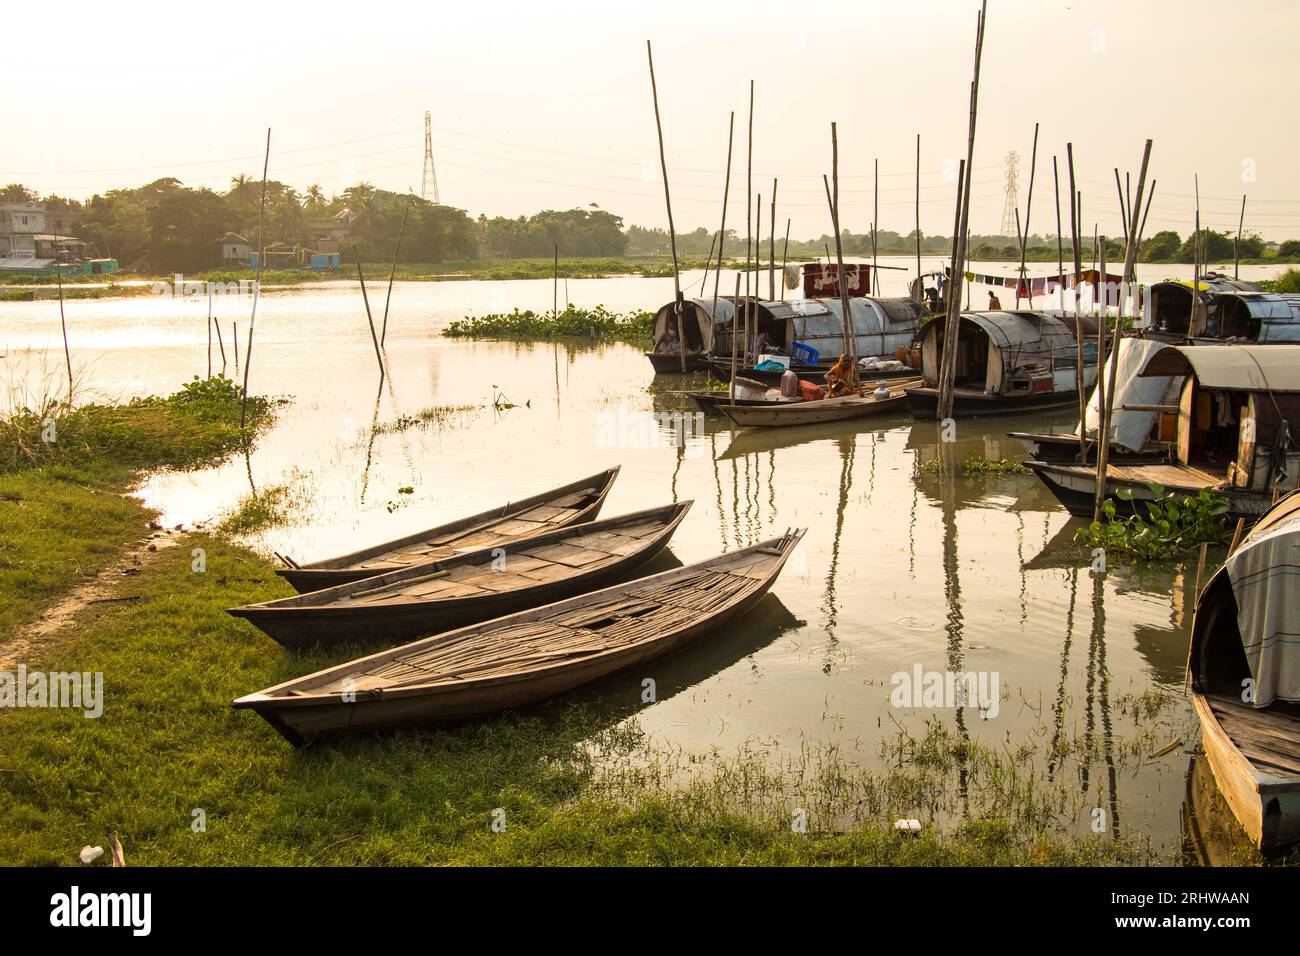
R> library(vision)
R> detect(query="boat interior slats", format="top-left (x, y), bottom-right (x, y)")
top-left (308, 565), bottom-right (770, 695)
top-left (1208, 695), bottom-right (1300, 779)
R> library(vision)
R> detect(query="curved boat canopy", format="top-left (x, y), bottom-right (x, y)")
top-left (918, 310), bottom-right (1099, 391)
top-left (1139, 343), bottom-right (1300, 392)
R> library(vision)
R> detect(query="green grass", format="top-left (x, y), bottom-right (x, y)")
top-left (0, 536), bottom-right (1175, 865)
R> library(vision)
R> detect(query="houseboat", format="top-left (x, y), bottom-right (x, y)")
top-left (1027, 344), bottom-right (1300, 519)
top-left (708, 295), bottom-right (923, 385)
top-left (645, 297), bottom-right (730, 372)
top-left (1146, 274), bottom-right (1300, 344)
top-left (906, 311), bottom-right (1100, 418)
top-left (1189, 490), bottom-right (1300, 851)
top-left (1008, 337), bottom-right (1178, 463)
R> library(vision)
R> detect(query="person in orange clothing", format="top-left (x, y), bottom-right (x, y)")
top-left (987, 290), bottom-right (1003, 310)
top-left (824, 353), bottom-right (856, 398)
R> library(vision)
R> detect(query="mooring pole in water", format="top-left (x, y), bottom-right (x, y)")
top-left (381, 202), bottom-right (409, 347)
top-left (646, 40), bottom-right (686, 373)
top-left (938, 0), bottom-right (987, 421)
top-left (1114, 168), bottom-right (1129, 247)
top-left (745, 81), bottom-right (754, 369)
top-left (713, 111), bottom-right (734, 400)
top-left (1192, 175), bottom-right (1202, 335)
top-left (1092, 235), bottom-right (1109, 522)
top-left (241, 127), bottom-right (271, 431)
top-left (915, 134), bottom-right (923, 304)
top-left (700, 231), bottom-right (716, 295)
top-left (1095, 140), bottom-right (1153, 525)
top-left (353, 245), bottom-right (385, 377)
top-left (780, 217), bottom-right (790, 282)
top-left (1235, 193), bottom-right (1247, 280)
top-left (207, 287), bottom-right (213, 378)
top-left (825, 121), bottom-right (856, 385)
top-left (938, 158), bottom-right (966, 418)
top-left (552, 243), bottom-right (559, 321)
top-left (232, 322), bottom-right (239, 377)
top-left (1066, 145), bottom-right (1087, 464)
top-left (214, 310), bottom-right (227, 373)
top-left (730, 272), bottom-right (741, 400)
top-left (1016, 122), bottom-right (1038, 308)
top-left (871, 157), bottom-right (879, 296)
top-left (769, 178), bottom-right (777, 302)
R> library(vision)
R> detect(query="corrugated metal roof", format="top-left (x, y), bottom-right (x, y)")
top-left (1139, 344), bottom-right (1300, 392)
top-left (0, 258), bottom-right (56, 271)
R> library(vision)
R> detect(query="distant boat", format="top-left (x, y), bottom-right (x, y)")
top-left (232, 503), bottom-right (691, 649)
top-left (233, 529), bottom-right (807, 744)
top-left (274, 468), bottom-right (620, 592)
top-left (645, 298), bottom-right (724, 373)
top-left (1028, 344), bottom-right (1300, 520)
top-left (1146, 275), bottom-right (1300, 344)
top-left (716, 378), bottom-right (920, 428)
top-left (907, 311), bottom-right (1101, 418)
top-left (1190, 490), bottom-right (1300, 852)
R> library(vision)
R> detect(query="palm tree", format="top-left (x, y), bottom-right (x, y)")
top-left (305, 184), bottom-right (326, 213)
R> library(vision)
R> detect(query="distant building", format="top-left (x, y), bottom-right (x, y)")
top-left (220, 232), bottom-right (253, 265)
top-left (305, 208), bottom-right (352, 255)
top-left (0, 203), bottom-right (44, 258)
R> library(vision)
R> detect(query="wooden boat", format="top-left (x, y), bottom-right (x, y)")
top-left (717, 377), bottom-right (920, 428)
top-left (231, 502), bottom-right (691, 649)
top-left (907, 311), bottom-right (1101, 418)
top-left (708, 356), bottom-right (917, 388)
top-left (1028, 344), bottom-right (1300, 520)
top-left (686, 375), bottom-right (801, 416)
top-left (1189, 491), bottom-right (1300, 851)
top-left (647, 351), bottom-right (710, 373)
top-left (645, 297), bottom-right (719, 373)
top-left (275, 468), bottom-right (620, 593)
top-left (1007, 431), bottom-right (1171, 464)
top-left (233, 528), bottom-right (807, 744)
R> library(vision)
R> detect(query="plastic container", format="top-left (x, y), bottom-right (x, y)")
top-left (779, 369), bottom-right (799, 398)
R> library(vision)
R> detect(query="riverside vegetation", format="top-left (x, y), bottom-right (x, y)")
top-left (0, 375), bottom-right (1279, 866)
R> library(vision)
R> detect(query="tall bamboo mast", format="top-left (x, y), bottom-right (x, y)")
top-left (712, 112), bottom-right (735, 399)
top-left (646, 41), bottom-right (685, 372)
top-left (1015, 122), bottom-right (1038, 308)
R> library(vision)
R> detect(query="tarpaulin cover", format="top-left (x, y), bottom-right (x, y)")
top-left (1076, 338), bottom-right (1173, 451)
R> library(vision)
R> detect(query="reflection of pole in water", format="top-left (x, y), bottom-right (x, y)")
top-left (767, 449), bottom-right (776, 520)
top-left (940, 458), bottom-right (970, 809)
top-left (359, 376), bottom-right (385, 503)
top-left (711, 432), bottom-right (727, 551)
top-left (1094, 572), bottom-right (1120, 837)
top-left (729, 457), bottom-right (742, 549)
top-left (1047, 566), bottom-right (1079, 781)
top-left (821, 434), bottom-right (856, 666)
top-left (1017, 512), bottom-right (1028, 626)
top-left (908, 457), bottom-right (918, 577)
top-left (670, 437), bottom-right (683, 504)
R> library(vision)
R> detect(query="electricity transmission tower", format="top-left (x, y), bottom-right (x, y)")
top-left (999, 150), bottom-right (1020, 237)
top-left (421, 111), bottom-right (441, 205)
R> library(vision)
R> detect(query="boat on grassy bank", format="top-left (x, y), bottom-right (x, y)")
top-left (1027, 344), bottom-right (1300, 519)
top-left (232, 502), bottom-right (691, 649)
top-left (234, 529), bottom-right (806, 743)
top-left (1189, 490), bottom-right (1300, 852)
top-left (274, 468), bottom-right (620, 592)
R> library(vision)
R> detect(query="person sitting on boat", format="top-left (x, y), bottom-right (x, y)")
top-left (824, 353), bottom-right (856, 398)
top-left (654, 326), bottom-right (682, 354)
top-left (987, 290), bottom-right (1002, 310)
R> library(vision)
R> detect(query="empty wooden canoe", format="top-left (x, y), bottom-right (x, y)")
top-left (275, 467), bottom-right (620, 592)
top-left (717, 377), bottom-right (921, 427)
top-left (233, 528), bottom-right (807, 744)
top-left (231, 502), bottom-right (692, 649)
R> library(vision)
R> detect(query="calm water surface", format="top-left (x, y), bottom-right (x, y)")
top-left (4, 258), bottom-right (1284, 859)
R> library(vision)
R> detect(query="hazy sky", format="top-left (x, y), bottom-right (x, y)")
top-left (7, 0), bottom-right (1298, 240)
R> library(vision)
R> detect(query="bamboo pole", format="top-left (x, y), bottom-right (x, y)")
top-left (769, 178), bottom-right (777, 301)
top-left (240, 127), bottom-right (270, 431)
top-left (1052, 156), bottom-right (1065, 313)
top-left (1067, 145), bottom-right (1085, 462)
top-left (1092, 234), bottom-right (1109, 522)
top-left (1193, 175), bottom-right (1202, 336)
top-left (1113, 168), bottom-right (1129, 245)
top-left (1234, 193), bottom-right (1247, 281)
top-left (214, 311), bottom-right (227, 372)
top-left (937, 0), bottom-right (988, 421)
top-left (55, 256), bottom-right (71, 405)
top-left (1093, 140), bottom-right (1153, 524)
top-left (872, 157), bottom-right (879, 295)
top-left (939, 158), bottom-right (966, 410)
top-left (700, 230), bottom-right (716, 294)
top-left (353, 245), bottom-right (386, 375)
top-left (756, 192), bottom-right (763, 307)
top-left (915, 134), bottom-right (923, 304)
top-left (744, 80), bottom-right (754, 372)
top-left (646, 41), bottom-right (686, 373)
top-left (826, 122), bottom-right (856, 380)
top-left (552, 243), bottom-right (559, 320)
top-left (780, 218), bottom-right (790, 285)
top-left (207, 287), bottom-right (213, 378)
top-left (380, 203), bottom-right (409, 346)
top-left (713, 111), bottom-right (735, 399)
top-left (1015, 122), bottom-right (1038, 308)
top-left (232, 322), bottom-right (239, 376)
top-left (730, 272), bottom-right (741, 397)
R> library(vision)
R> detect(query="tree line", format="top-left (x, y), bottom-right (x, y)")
top-left (3, 181), bottom-right (1294, 273)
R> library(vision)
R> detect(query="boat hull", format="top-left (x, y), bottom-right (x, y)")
top-left (1193, 692), bottom-right (1300, 851)
top-left (717, 385), bottom-right (914, 428)
top-left (1006, 431), bottom-right (1170, 464)
top-left (907, 385), bottom-right (1084, 419)
top-left (709, 358), bottom-right (917, 387)
top-left (1025, 461), bottom-right (1269, 520)
top-left (687, 391), bottom-right (803, 416)
top-left (647, 351), bottom-right (710, 373)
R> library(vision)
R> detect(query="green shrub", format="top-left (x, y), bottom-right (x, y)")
top-left (1073, 482), bottom-right (1231, 559)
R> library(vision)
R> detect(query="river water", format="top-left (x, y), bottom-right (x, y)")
top-left (3, 256), bottom-right (1288, 860)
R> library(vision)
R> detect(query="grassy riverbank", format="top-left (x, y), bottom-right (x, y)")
top-left (0, 379), bottom-right (1281, 867)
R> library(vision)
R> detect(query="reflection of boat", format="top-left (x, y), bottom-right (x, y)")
top-left (1190, 491), bottom-right (1300, 852)
top-left (276, 468), bottom-right (620, 592)
top-left (231, 503), bottom-right (691, 648)
top-left (1184, 753), bottom-right (1262, 866)
top-left (718, 378), bottom-right (920, 428)
top-left (1028, 345), bottom-right (1300, 520)
top-left (908, 311), bottom-right (1100, 418)
top-left (234, 529), bottom-right (807, 744)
